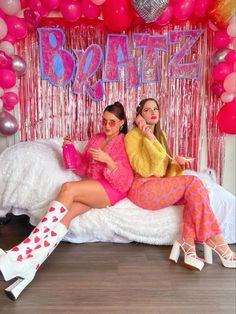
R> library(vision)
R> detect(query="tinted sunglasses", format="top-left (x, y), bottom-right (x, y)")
top-left (102, 119), bottom-right (118, 127)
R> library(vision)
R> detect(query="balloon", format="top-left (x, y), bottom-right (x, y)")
top-left (81, 0), bottom-right (101, 19)
top-left (212, 48), bottom-right (230, 65)
top-left (0, 17), bottom-right (8, 40)
top-left (227, 20), bottom-right (236, 38)
top-left (0, 8), bottom-right (6, 18)
top-left (208, 20), bottom-right (218, 32)
top-left (213, 30), bottom-right (231, 49)
top-left (2, 91), bottom-right (19, 110)
top-left (41, 0), bottom-right (61, 10)
top-left (212, 62), bottom-right (233, 81)
top-left (174, 0), bottom-right (195, 21)
top-left (28, 0), bottom-right (49, 16)
top-left (0, 0), bottom-right (21, 15)
top-left (132, 0), bottom-right (169, 22)
top-left (225, 50), bottom-right (236, 63)
top-left (103, 0), bottom-right (134, 32)
top-left (5, 16), bottom-right (28, 39)
top-left (194, 0), bottom-right (213, 18)
top-left (223, 72), bottom-right (236, 93)
top-left (20, 0), bottom-right (28, 8)
top-left (156, 4), bottom-right (173, 26)
top-left (0, 41), bottom-right (15, 56)
top-left (24, 9), bottom-right (41, 29)
top-left (217, 100), bottom-right (236, 134)
top-left (0, 87), bottom-right (4, 97)
top-left (0, 50), bottom-right (12, 69)
top-left (220, 91), bottom-right (235, 103)
top-left (60, 0), bottom-right (81, 22)
top-left (91, 0), bottom-right (106, 4)
top-left (0, 99), bottom-right (3, 111)
top-left (11, 55), bottom-right (27, 76)
top-left (0, 110), bottom-right (19, 136)
top-left (0, 69), bottom-right (16, 88)
top-left (211, 81), bottom-right (225, 97)
top-left (2, 34), bottom-right (16, 45)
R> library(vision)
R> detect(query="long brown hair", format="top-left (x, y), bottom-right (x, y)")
top-left (104, 101), bottom-right (128, 134)
top-left (136, 98), bottom-right (172, 157)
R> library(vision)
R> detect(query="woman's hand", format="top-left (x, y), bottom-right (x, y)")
top-left (63, 135), bottom-right (73, 145)
top-left (88, 148), bottom-right (116, 171)
top-left (174, 156), bottom-right (194, 170)
top-left (135, 115), bottom-right (155, 142)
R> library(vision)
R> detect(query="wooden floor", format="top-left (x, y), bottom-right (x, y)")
top-left (0, 215), bottom-right (235, 314)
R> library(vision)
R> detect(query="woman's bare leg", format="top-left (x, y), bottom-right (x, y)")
top-left (56, 179), bottom-right (111, 228)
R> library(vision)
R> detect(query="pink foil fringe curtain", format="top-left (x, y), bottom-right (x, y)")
top-left (16, 20), bottom-right (224, 183)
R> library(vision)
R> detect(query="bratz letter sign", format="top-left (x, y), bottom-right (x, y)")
top-left (37, 28), bottom-right (203, 101)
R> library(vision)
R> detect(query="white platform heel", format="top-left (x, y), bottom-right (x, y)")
top-left (169, 241), bottom-right (204, 271)
top-left (204, 240), bottom-right (236, 268)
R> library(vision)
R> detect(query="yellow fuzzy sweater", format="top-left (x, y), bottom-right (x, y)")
top-left (124, 127), bottom-right (182, 177)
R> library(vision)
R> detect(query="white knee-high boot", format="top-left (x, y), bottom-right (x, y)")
top-left (0, 201), bottom-right (67, 261)
top-left (1, 222), bottom-right (68, 300)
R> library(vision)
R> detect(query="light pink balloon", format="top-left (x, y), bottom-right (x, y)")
top-left (227, 21), bottom-right (236, 38)
top-left (0, 41), bottom-right (15, 56)
top-left (223, 72), bottom-right (236, 93)
top-left (0, 0), bottom-right (21, 15)
top-left (60, 0), bottom-right (81, 22)
top-left (0, 87), bottom-right (4, 97)
top-left (91, 0), bottom-right (106, 4)
top-left (0, 17), bottom-right (8, 40)
top-left (220, 91), bottom-right (235, 103)
top-left (81, 0), bottom-right (101, 19)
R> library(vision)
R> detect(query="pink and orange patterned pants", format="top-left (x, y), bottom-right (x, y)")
top-left (128, 175), bottom-right (221, 242)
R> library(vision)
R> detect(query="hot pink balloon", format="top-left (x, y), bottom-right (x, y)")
top-left (217, 100), bottom-right (236, 134)
top-left (2, 91), bottom-right (18, 110)
top-left (2, 34), bottom-right (16, 45)
top-left (28, 0), bottom-right (49, 16)
top-left (0, 17), bottom-right (8, 40)
top-left (24, 9), bottom-right (41, 29)
top-left (0, 69), bottom-right (16, 89)
top-left (213, 30), bottom-right (231, 49)
top-left (41, 0), bottom-right (61, 10)
top-left (0, 0), bottom-right (21, 16)
top-left (103, 0), bottom-right (134, 32)
top-left (81, 0), bottom-right (101, 19)
top-left (5, 16), bottom-right (28, 39)
top-left (212, 62), bottom-right (233, 81)
top-left (225, 50), bottom-right (236, 63)
top-left (174, 0), bottom-right (195, 21)
top-left (91, 0), bottom-right (106, 4)
top-left (156, 4), bottom-right (173, 26)
top-left (20, 0), bottom-right (28, 8)
top-left (211, 81), bottom-right (225, 97)
top-left (194, 0), bottom-right (212, 18)
top-left (0, 50), bottom-right (12, 69)
top-left (0, 8), bottom-right (6, 18)
top-left (60, 0), bottom-right (81, 22)
top-left (223, 72), bottom-right (236, 93)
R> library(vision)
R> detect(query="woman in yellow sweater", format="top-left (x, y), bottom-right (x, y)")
top-left (125, 98), bottom-right (236, 271)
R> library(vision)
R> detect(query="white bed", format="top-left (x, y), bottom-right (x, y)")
top-left (0, 139), bottom-right (235, 244)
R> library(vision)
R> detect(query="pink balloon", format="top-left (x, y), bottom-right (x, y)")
top-left (91, 0), bottom-right (106, 4)
top-left (220, 91), bottom-right (235, 103)
top-left (174, 0), bottom-right (195, 21)
top-left (41, 0), bottom-right (61, 10)
top-left (225, 50), bottom-right (236, 63)
top-left (0, 0), bottom-right (21, 16)
top-left (212, 62), bottom-right (233, 81)
top-left (213, 30), bottom-right (231, 49)
top-left (223, 72), bottom-right (236, 93)
top-left (0, 50), bottom-right (12, 69)
top-left (20, 0), bottom-right (28, 8)
top-left (194, 0), bottom-right (212, 18)
top-left (0, 41), bottom-right (15, 56)
top-left (24, 9), bottom-right (41, 29)
top-left (217, 100), bottom-right (236, 134)
top-left (0, 69), bottom-right (16, 89)
top-left (81, 0), bottom-right (101, 19)
top-left (103, 0), bottom-right (134, 32)
top-left (2, 91), bottom-right (19, 110)
top-left (28, 0), bottom-right (49, 16)
top-left (60, 0), bottom-right (81, 22)
top-left (211, 81), bottom-right (225, 97)
top-left (0, 17), bottom-right (8, 40)
top-left (2, 34), bottom-right (16, 45)
top-left (0, 8), bottom-right (6, 18)
top-left (208, 20), bottom-right (218, 32)
top-left (227, 21), bottom-right (236, 38)
top-left (233, 63), bottom-right (236, 72)
top-left (5, 16), bottom-right (28, 39)
top-left (156, 4), bottom-right (173, 26)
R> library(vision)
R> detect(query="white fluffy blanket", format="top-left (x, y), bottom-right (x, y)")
top-left (0, 139), bottom-right (235, 244)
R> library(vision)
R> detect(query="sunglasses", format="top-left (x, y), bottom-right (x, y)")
top-left (102, 119), bottom-right (118, 127)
